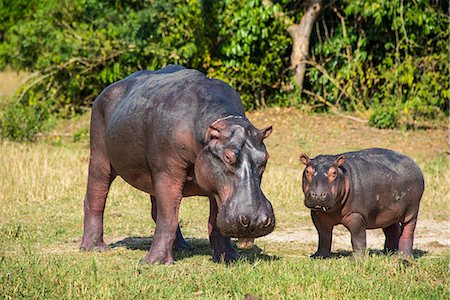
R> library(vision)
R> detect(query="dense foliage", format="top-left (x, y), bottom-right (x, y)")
top-left (0, 0), bottom-right (448, 140)
top-left (305, 0), bottom-right (449, 128)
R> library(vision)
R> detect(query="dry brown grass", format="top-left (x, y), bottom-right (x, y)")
top-left (0, 69), bottom-right (28, 96)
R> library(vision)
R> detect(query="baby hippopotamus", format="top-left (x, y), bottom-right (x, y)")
top-left (300, 148), bottom-right (424, 258)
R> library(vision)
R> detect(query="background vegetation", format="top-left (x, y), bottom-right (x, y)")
top-left (0, 0), bottom-right (448, 140)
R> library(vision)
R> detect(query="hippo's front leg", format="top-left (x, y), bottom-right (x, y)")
top-left (311, 211), bottom-right (334, 258)
top-left (150, 196), bottom-right (192, 251)
top-left (208, 196), bottom-right (239, 263)
top-left (383, 223), bottom-right (401, 254)
top-left (342, 213), bottom-right (367, 255)
top-left (141, 174), bottom-right (182, 265)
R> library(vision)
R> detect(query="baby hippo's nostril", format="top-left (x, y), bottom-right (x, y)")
top-left (310, 191), bottom-right (316, 198)
top-left (239, 215), bottom-right (249, 228)
top-left (321, 192), bottom-right (328, 199)
top-left (264, 217), bottom-right (272, 228)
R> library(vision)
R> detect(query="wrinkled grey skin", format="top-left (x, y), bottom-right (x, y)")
top-left (300, 148), bottom-right (424, 258)
top-left (80, 65), bottom-right (275, 264)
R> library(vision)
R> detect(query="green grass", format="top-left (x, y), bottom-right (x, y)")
top-left (1, 247), bottom-right (447, 298)
top-left (0, 108), bottom-right (448, 299)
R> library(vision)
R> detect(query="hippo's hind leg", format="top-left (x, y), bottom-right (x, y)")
top-left (208, 196), bottom-right (239, 263)
top-left (398, 215), bottom-right (418, 257)
top-left (80, 102), bottom-right (116, 251)
top-left (150, 195), bottom-right (192, 251)
top-left (80, 149), bottom-right (116, 251)
top-left (383, 223), bottom-right (401, 254)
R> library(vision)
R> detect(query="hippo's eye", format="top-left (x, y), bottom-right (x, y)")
top-left (305, 167), bottom-right (314, 178)
top-left (328, 168), bottom-right (337, 181)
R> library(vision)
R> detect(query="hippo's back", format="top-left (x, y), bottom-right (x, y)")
top-left (344, 148), bottom-right (422, 180)
top-left (341, 148), bottom-right (424, 227)
top-left (93, 65), bottom-right (244, 194)
top-left (343, 148), bottom-right (424, 191)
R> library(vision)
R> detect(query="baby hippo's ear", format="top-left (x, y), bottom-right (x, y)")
top-left (335, 154), bottom-right (346, 167)
top-left (299, 154), bottom-right (310, 165)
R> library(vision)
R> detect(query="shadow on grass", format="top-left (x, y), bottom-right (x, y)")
top-left (330, 248), bottom-right (428, 259)
top-left (109, 237), bottom-right (279, 263)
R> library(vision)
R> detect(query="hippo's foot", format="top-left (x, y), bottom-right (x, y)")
top-left (172, 227), bottom-right (193, 251)
top-left (80, 240), bottom-right (109, 252)
top-left (213, 248), bottom-right (239, 263)
top-left (209, 228), bottom-right (239, 263)
top-left (173, 238), bottom-right (193, 251)
top-left (210, 233), bottom-right (239, 263)
top-left (310, 251), bottom-right (331, 259)
top-left (211, 238), bottom-right (239, 263)
top-left (236, 238), bottom-right (255, 250)
top-left (140, 250), bottom-right (174, 265)
top-left (383, 248), bottom-right (397, 256)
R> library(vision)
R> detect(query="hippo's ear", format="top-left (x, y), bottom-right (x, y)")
top-left (261, 126), bottom-right (273, 140)
top-left (299, 154), bottom-right (310, 165)
top-left (207, 126), bottom-right (221, 140)
top-left (335, 155), bottom-right (346, 167)
top-left (207, 118), bottom-right (234, 141)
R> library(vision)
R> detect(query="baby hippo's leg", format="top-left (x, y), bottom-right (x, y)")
top-left (383, 223), bottom-right (401, 254)
top-left (399, 217), bottom-right (418, 257)
top-left (311, 211), bottom-right (334, 258)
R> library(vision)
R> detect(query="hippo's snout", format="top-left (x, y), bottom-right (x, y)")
top-left (236, 212), bottom-right (274, 231)
top-left (217, 199), bottom-right (275, 238)
top-left (238, 214), bottom-right (273, 229)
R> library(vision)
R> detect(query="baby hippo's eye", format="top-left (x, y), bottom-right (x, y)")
top-left (328, 167), bottom-right (338, 181)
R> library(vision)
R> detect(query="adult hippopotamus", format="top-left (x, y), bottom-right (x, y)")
top-left (80, 65), bottom-right (275, 264)
top-left (299, 148), bottom-right (424, 257)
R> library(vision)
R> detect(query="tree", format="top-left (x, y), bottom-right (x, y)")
top-left (287, 0), bottom-right (322, 96)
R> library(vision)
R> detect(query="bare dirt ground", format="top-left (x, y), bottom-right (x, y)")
top-left (260, 218), bottom-right (450, 255)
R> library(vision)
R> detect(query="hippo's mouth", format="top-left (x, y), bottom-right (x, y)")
top-left (306, 203), bottom-right (330, 212)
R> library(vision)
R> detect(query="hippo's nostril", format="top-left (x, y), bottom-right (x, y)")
top-left (239, 215), bottom-right (249, 228)
top-left (310, 191), bottom-right (316, 198)
top-left (321, 192), bottom-right (327, 198)
top-left (264, 217), bottom-right (272, 228)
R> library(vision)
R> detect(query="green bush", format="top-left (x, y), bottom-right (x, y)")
top-left (206, 0), bottom-right (292, 109)
top-left (0, 0), bottom-right (293, 140)
top-left (369, 107), bottom-right (397, 129)
top-left (0, 101), bottom-right (54, 142)
top-left (304, 0), bottom-right (448, 126)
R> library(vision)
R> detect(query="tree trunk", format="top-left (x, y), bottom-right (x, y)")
top-left (287, 0), bottom-right (322, 99)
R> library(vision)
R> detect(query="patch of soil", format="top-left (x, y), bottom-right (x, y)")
top-left (260, 219), bottom-right (450, 254)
